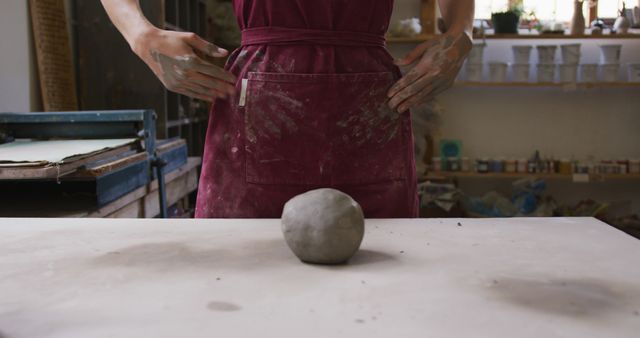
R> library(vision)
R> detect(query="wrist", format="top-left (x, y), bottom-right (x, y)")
top-left (444, 30), bottom-right (473, 53)
top-left (127, 24), bottom-right (160, 56)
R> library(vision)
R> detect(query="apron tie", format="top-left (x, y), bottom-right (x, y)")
top-left (241, 26), bottom-right (386, 47)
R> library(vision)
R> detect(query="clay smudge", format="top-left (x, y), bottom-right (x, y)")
top-left (207, 301), bottom-right (242, 312)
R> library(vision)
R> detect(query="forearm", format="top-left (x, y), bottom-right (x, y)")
top-left (438, 0), bottom-right (474, 38)
top-left (101, 0), bottom-right (157, 49)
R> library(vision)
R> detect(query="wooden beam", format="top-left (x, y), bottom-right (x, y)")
top-left (420, 0), bottom-right (437, 35)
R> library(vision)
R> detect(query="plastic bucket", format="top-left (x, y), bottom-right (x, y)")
top-left (580, 64), bottom-right (598, 82)
top-left (489, 62), bottom-right (508, 82)
top-left (510, 63), bottom-right (530, 82)
top-left (558, 64), bottom-right (578, 83)
top-left (600, 64), bottom-right (620, 82)
top-left (512, 45), bottom-right (532, 64)
top-left (465, 63), bottom-right (483, 82)
top-left (537, 64), bottom-right (556, 82)
top-left (599, 44), bottom-right (622, 64)
top-left (560, 44), bottom-right (581, 64)
top-left (627, 63), bottom-right (640, 82)
top-left (536, 45), bottom-right (557, 64)
top-left (467, 43), bottom-right (487, 64)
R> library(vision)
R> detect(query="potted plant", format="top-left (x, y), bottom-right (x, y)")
top-left (491, 4), bottom-right (524, 34)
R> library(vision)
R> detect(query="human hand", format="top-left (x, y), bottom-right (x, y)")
top-left (132, 28), bottom-right (236, 102)
top-left (387, 33), bottom-right (472, 113)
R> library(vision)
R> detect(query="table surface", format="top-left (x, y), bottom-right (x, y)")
top-left (0, 217), bottom-right (639, 338)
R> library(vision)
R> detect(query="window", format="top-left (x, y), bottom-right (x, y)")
top-left (474, 0), bottom-right (630, 21)
top-left (597, 0), bottom-right (628, 18)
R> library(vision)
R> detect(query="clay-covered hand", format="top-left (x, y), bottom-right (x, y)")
top-left (387, 33), bottom-right (472, 113)
top-left (132, 28), bottom-right (236, 102)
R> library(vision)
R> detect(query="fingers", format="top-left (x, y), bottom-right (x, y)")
top-left (180, 80), bottom-right (227, 100)
top-left (395, 42), bottom-right (431, 67)
top-left (186, 71), bottom-right (236, 96)
top-left (183, 32), bottom-right (228, 58)
top-left (395, 41), bottom-right (434, 67)
top-left (188, 58), bottom-right (237, 85)
top-left (393, 77), bottom-right (454, 113)
top-left (388, 71), bottom-right (436, 110)
top-left (387, 61), bottom-right (431, 98)
top-left (175, 87), bottom-right (214, 103)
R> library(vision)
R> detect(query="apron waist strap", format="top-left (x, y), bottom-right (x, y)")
top-left (241, 27), bottom-right (386, 47)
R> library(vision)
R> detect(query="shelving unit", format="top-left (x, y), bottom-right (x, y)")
top-left (387, 33), bottom-right (640, 44)
top-left (73, 0), bottom-right (211, 157)
top-left (454, 82), bottom-right (640, 89)
top-left (423, 172), bottom-right (640, 182)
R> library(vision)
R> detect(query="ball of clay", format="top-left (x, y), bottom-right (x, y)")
top-left (281, 188), bottom-right (365, 264)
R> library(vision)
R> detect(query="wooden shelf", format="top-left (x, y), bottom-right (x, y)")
top-left (423, 172), bottom-right (640, 182)
top-left (454, 82), bottom-right (640, 89)
top-left (387, 33), bottom-right (640, 43)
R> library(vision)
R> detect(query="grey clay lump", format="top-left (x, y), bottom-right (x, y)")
top-left (281, 188), bottom-right (365, 264)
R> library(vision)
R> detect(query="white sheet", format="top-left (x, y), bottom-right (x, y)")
top-left (0, 138), bottom-right (136, 165)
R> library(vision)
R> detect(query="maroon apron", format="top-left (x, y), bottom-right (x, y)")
top-left (195, 0), bottom-right (418, 218)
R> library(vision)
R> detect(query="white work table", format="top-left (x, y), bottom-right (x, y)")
top-left (0, 217), bottom-right (639, 338)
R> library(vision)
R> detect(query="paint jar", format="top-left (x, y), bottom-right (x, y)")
top-left (536, 45), bottom-right (557, 64)
top-left (558, 64), bottom-right (578, 83)
top-left (505, 159), bottom-right (517, 173)
top-left (447, 157), bottom-right (461, 172)
top-left (512, 45), bottom-right (533, 64)
top-left (489, 158), bottom-right (504, 173)
top-left (580, 64), bottom-right (598, 82)
top-left (461, 157), bottom-right (471, 172)
top-left (600, 64), bottom-right (620, 82)
top-left (489, 62), bottom-right (508, 82)
top-left (629, 159), bottom-right (640, 174)
top-left (537, 64), bottom-right (556, 83)
top-left (510, 63), bottom-right (530, 82)
top-left (517, 159), bottom-right (527, 173)
top-left (599, 44), bottom-right (622, 64)
top-left (617, 160), bottom-right (629, 174)
top-left (467, 43), bottom-right (487, 64)
top-left (602, 160), bottom-right (615, 174)
top-left (560, 44), bottom-right (581, 64)
top-left (476, 158), bottom-right (489, 173)
top-left (559, 159), bottom-right (572, 175)
top-left (431, 157), bottom-right (442, 172)
top-left (627, 64), bottom-right (640, 82)
top-left (465, 63), bottom-right (484, 82)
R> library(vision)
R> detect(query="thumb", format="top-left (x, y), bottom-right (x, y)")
top-left (183, 32), bottom-right (228, 58)
top-left (394, 42), bottom-right (430, 66)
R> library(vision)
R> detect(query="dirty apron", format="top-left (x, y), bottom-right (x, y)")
top-left (195, 0), bottom-right (418, 218)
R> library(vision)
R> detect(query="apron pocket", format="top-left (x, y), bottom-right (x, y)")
top-left (243, 71), bottom-right (407, 186)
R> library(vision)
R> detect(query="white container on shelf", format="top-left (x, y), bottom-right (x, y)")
top-left (580, 64), bottom-right (598, 82)
top-left (536, 45), bottom-right (557, 64)
top-left (465, 63), bottom-right (483, 82)
top-left (467, 43), bottom-right (487, 64)
top-left (600, 64), bottom-right (620, 82)
top-left (537, 64), bottom-right (556, 83)
top-left (431, 157), bottom-right (442, 172)
top-left (599, 44), bottom-right (622, 64)
top-left (489, 62), bottom-right (508, 82)
top-left (510, 63), bottom-right (530, 82)
top-left (517, 159), bottom-right (527, 173)
top-left (627, 63), bottom-right (640, 82)
top-left (630, 159), bottom-right (640, 174)
top-left (512, 45), bottom-right (532, 64)
top-left (558, 64), bottom-right (578, 83)
top-left (560, 44), bottom-right (581, 64)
